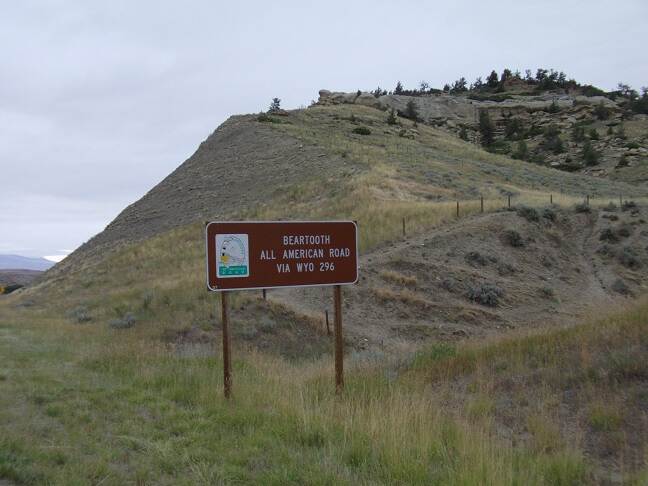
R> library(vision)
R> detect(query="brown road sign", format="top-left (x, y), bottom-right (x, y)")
top-left (205, 221), bottom-right (358, 291)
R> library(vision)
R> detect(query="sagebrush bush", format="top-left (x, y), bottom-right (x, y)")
top-left (441, 278), bottom-right (456, 292)
top-left (517, 205), bottom-right (540, 222)
top-left (574, 202), bottom-right (591, 213)
top-left (617, 225), bottom-right (632, 237)
top-left (504, 229), bottom-right (524, 247)
top-left (466, 281), bottom-right (502, 307)
top-left (66, 305), bottom-right (91, 324)
top-left (352, 126), bottom-right (371, 135)
top-left (597, 243), bottom-right (615, 256)
top-left (108, 312), bottom-right (136, 329)
top-left (612, 278), bottom-right (632, 295)
top-left (621, 201), bottom-right (637, 212)
top-left (600, 227), bottom-right (619, 242)
top-left (242, 326), bottom-right (258, 340)
top-left (618, 246), bottom-right (641, 268)
top-left (542, 206), bottom-right (556, 222)
top-left (260, 316), bottom-right (278, 333)
top-left (466, 251), bottom-right (487, 266)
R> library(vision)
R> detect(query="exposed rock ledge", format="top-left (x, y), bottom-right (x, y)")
top-left (317, 89), bottom-right (619, 125)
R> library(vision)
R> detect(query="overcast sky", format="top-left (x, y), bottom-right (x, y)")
top-left (1, 0), bottom-right (647, 259)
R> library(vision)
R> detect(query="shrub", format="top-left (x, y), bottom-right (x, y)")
top-left (466, 251), bottom-right (487, 266)
top-left (617, 225), bottom-right (632, 237)
top-left (617, 154), bottom-right (629, 168)
top-left (612, 278), bottom-right (632, 295)
top-left (621, 200), bottom-right (637, 211)
top-left (511, 140), bottom-right (529, 160)
top-left (260, 316), bottom-right (277, 333)
top-left (618, 246), bottom-right (641, 268)
top-left (603, 202), bottom-right (617, 212)
top-left (571, 125), bottom-right (586, 144)
top-left (542, 206), bottom-right (557, 222)
top-left (593, 101), bottom-right (609, 120)
top-left (588, 128), bottom-right (600, 141)
top-left (540, 284), bottom-right (555, 298)
top-left (108, 312), bottom-right (136, 329)
top-left (66, 305), bottom-right (91, 324)
top-left (352, 126), bottom-right (371, 135)
top-left (574, 202), bottom-right (591, 213)
top-left (626, 141), bottom-right (640, 149)
top-left (597, 243), bottom-right (615, 255)
top-left (546, 100), bottom-right (560, 114)
top-left (517, 205), bottom-right (541, 222)
top-left (466, 281), bottom-right (502, 307)
top-left (600, 227), bottom-right (619, 242)
top-left (441, 278), bottom-right (456, 292)
top-left (257, 112), bottom-right (280, 123)
top-left (459, 125), bottom-right (468, 141)
top-left (242, 326), bottom-right (258, 340)
top-left (504, 229), bottom-right (524, 247)
top-left (268, 97), bottom-right (281, 111)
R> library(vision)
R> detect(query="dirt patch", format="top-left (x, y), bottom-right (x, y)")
top-left (270, 207), bottom-right (648, 349)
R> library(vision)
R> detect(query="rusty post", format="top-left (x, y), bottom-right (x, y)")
top-left (550, 194), bottom-right (553, 204)
top-left (586, 194), bottom-right (590, 205)
top-left (480, 196), bottom-right (484, 214)
top-left (326, 309), bottom-right (330, 335)
top-left (402, 217), bottom-right (405, 236)
top-left (456, 200), bottom-right (459, 219)
top-left (221, 291), bottom-right (232, 399)
top-left (262, 289), bottom-right (266, 300)
top-left (620, 195), bottom-right (623, 206)
top-left (334, 285), bottom-right (344, 395)
top-left (508, 194), bottom-right (511, 207)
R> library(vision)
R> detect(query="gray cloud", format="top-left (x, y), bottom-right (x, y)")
top-left (1, 0), bottom-right (646, 257)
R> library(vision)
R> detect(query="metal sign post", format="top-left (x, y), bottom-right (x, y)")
top-left (206, 221), bottom-right (358, 398)
top-left (334, 285), bottom-right (344, 394)
top-left (221, 291), bottom-right (232, 399)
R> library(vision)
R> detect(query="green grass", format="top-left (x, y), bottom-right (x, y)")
top-left (1, 295), bottom-right (647, 483)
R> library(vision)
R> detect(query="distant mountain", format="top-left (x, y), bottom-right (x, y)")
top-left (0, 254), bottom-right (54, 271)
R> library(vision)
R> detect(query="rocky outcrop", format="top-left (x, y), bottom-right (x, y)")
top-left (317, 90), bottom-right (621, 125)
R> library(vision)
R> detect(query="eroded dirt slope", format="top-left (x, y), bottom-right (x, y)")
top-left (271, 205), bottom-right (648, 349)
top-left (44, 114), bottom-right (363, 280)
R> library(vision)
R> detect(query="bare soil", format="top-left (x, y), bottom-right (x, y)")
top-left (270, 206), bottom-right (648, 350)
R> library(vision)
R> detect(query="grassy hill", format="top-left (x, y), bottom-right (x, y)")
top-left (2, 101), bottom-right (647, 483)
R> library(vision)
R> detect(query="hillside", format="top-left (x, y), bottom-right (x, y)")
top-left (318, 86), bottom-right (648, 184)
top-left (3, 97), bottom-right (648, 482)
top-left (28, 102), bottom-right (647, 334)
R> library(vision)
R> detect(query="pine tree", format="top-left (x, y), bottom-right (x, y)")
top-left (269, 98), bottom-right (281, 111)
top-left (387, 108), bottom-right (397, 125)
top-left (478, 109), bottom-right (494, 147)
top-left (404, 99), bottom-right (420, 122)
